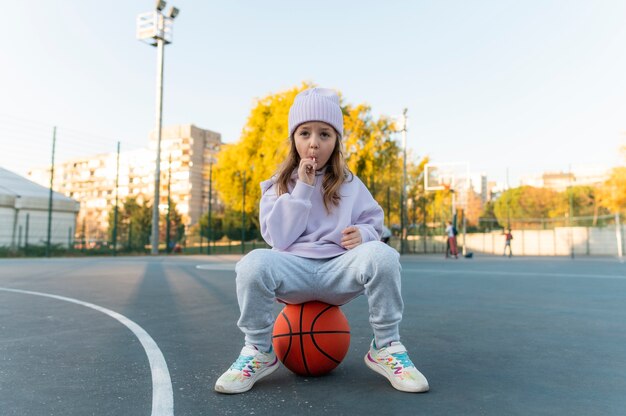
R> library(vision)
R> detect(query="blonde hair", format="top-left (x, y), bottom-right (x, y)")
top-left (276, 131), bottom-right (352, 213)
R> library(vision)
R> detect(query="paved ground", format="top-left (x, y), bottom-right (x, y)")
top-left (0, 254), bottom-right (625, 416)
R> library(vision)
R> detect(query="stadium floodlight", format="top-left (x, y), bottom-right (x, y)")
top-left (137, 2), bottom-right (180, 255)
top-left (168, 7), bottom-right (179, 19)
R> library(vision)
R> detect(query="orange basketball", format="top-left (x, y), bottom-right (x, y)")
top-left (272, 301), bottom-right (351, 376)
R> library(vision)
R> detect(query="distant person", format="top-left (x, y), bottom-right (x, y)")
top-left (503, 229), bottom-right (513, 257)
top-left (445, 221), bottom-right (458, 259)
top-left (214, 88), bottom-right (429, 394)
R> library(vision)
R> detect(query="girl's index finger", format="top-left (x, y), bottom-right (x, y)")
top-left (342, 226), bottom-right (355, 234)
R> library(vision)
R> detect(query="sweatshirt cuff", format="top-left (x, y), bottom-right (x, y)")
top-left (355, 224), bottom-right (379, 243)
top-left (291, 180), bottom-right (315, 201)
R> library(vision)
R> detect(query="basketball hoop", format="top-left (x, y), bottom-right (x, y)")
top-left (424, 161), bottom-right (471, 257)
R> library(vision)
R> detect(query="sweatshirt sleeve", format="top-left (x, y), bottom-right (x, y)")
top-left (353, 180), bottom-right (384, 243)
top-left (259, 179), bottom-right (315, 250)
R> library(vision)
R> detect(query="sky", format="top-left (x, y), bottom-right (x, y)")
top-left (1, 0), bottom-right (625, 186)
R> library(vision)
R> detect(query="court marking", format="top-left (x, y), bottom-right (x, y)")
top-left (403, 268), bottom-right (626, 280)
top-left (0, 287), bottom-right (173, 416)
top-left (196, 264), bottom-right (236, 271)
top-left (194, 262), bottom-right (625, 279)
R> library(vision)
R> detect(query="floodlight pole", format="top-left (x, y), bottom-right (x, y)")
top-left (615, 212), bottom-right (623, 261)
top-left (568, 165), bottom-right (574, 259)
top-left (400, 108), bottom-right (408, 255)
top-left (137, 3), bottom-right (180, 255)
top-left (45, 126), bottom-right (57, 257)
top-left (150, 24), bottom-right (166, 255)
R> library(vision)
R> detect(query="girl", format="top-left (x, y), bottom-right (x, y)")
top-left (215, 88), bottom-right (429, 394)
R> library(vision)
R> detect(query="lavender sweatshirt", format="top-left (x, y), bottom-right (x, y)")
top-left (259, 170), bottom-right (384, 258)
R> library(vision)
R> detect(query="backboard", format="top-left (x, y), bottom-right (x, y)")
top-left (424, 162), bottom-right (471, 208)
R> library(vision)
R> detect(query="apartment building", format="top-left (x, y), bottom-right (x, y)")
top-left (28, 124), bottom-right (221, 241)
top-left (520, 167), bottom-right (609, 192)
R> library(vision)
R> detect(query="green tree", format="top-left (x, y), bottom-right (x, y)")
top-left (221, 209), bottom-right (258, 241)
top-left (197, 212), bottom-right (225, 242)
top-left (107, 197), bottom-right (152, 252)
top-left (478, 200), bottom-right (500, 230)
top-left (160, 200), bottom-right (185, 251)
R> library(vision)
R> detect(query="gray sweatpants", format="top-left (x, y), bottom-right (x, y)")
top-left (235, 241), bottom-right (404, 352)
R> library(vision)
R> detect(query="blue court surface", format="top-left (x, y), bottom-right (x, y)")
top-left (1, 254), bottom-right (625, 416)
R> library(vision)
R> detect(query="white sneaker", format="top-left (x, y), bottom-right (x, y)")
top-left (364, 340), bottom-right (429, 393)
top-left (214, 345), bottom-right (280, 394)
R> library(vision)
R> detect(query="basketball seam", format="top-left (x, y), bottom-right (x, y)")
top-left (299, 304), bottom-right (311, 376)
top-left (309, 305), bottom-right (350, 365)
top-left (273, 330), bottom-right (350, 338)
top-left (278, 310), bottom-right (293, 363)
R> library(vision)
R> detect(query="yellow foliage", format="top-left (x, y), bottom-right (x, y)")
top-left (599, 166), bottom-right (626, 214)
top-left (597, 145), bottom-right (626, 214)
top-left (213, 83), bottom-right (312, 227)
top-left (213, 83), bottom-right (429, 229)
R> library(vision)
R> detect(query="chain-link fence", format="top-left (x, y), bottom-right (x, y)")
top-left (0, 215), bottom-right (270, 257)
top-left (392, 213), bottom-right (624, 258)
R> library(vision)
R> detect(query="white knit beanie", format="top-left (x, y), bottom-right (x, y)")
top-left (288, 88), bottom-right (343, 138)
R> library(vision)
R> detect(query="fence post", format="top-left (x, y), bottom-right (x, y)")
top-left (25, 213), bottom-right (30, 255)
top-left (616, 213), bottom-right (623, 261)
top-left (10, 208), bottom-right (18, 251)
top-left (127, 220), bottom-right (132, 252)
top-left (68, 226), bottom-right (72, 250)
top-left (82, 217), bottom-right (86, 252)
top-left (46, 126), bottom-right (57, 257)
top-left (482, 232), bottom-right (485, 254)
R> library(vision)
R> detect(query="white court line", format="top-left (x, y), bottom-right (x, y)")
top-left (403, 268), bottom-right (626, 279)
top-left (0, 287), bottom-right (173, 416)
top-left (196, 264), bottom-right (236, 271)
top-left (195, 263), bottom-right (626, 279)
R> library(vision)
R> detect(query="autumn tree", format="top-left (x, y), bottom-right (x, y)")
top-left (494, 186), bottom-right (561, 225)
top-left (213, 83), bottom-right (428, 234)
top-left (598, 146), bottom-right (626, 215)
top-left (464, 191), bottom-right (485, 227)
top-left (213, 84), bottom-right (309, 231)
top-left (478, 200), bottom-right (500, 230)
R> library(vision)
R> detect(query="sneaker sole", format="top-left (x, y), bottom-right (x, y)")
top-left (364, 353), bottom-right (429, 393)
top-left (214, 359), bottom-right (280, 394)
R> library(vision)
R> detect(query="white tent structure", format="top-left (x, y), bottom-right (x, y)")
top-left (0, 167), bottom-right (79, 249)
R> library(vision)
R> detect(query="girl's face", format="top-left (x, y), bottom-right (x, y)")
top-left (293, 121), bottom-right (338, 169)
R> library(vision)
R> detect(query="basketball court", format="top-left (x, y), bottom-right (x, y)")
top-left (1, 254), bottom-right (625, 415)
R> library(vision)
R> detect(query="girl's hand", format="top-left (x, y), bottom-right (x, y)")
top-left (341, 226), bottom-right (362, 250)
top-left (298, 157), bottom-right (317, 186)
